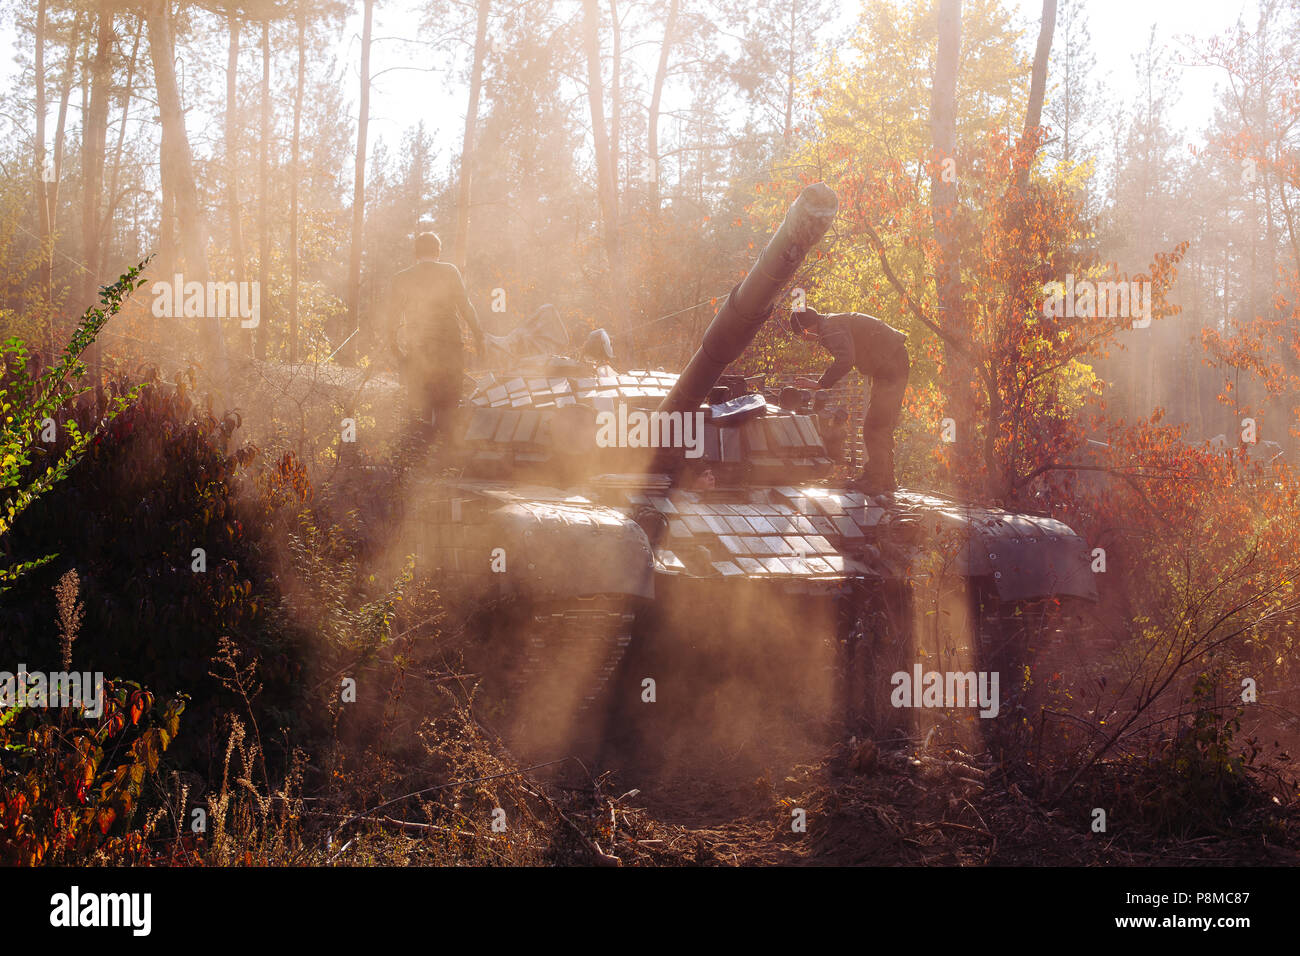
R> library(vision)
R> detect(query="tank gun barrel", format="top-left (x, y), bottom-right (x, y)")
top-left (658, 182), bottom-right (838, 415)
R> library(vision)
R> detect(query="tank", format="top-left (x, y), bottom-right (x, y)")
top-left (405, 183), bottom-right (1098, 753)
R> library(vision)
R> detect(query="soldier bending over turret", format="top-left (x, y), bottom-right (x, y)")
top-left (793, 307), bottom-right (909, 495)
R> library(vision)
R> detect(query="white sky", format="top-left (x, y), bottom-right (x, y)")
top-left (1011, 0), bottom-right (1257, 140)
top-left (347, 0), bottom-right (1260, 176)
top-left (0, 0), bottom-right (1270, 176)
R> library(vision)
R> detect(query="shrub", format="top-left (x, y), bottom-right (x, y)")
top-left (0, 677), bottom-right (184, 865)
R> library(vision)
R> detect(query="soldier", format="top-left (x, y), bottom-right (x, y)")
top-left (386, 232), bottom-right (484, 439)
top-left (792, 307), bottom-right (910, 494)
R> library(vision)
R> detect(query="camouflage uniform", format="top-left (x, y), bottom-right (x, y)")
top-left (811, 312), bottom-right (910, 491)
top-left (389, 259), bottom-right (483, 435)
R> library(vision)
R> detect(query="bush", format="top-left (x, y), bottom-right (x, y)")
top-left (0, 677), bottom-right (184, 865)
top-left (0, 373), bottom-right (301, 769)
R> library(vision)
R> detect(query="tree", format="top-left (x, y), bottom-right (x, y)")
top-left (1, 264), bottom-right (148, 590)
top-left (453, 0), bottom-right (490, 274)
top-left (581, 0), bottom-right (630, 334)
top-left (223, 2), bottom-right (247, 356)
top-left (929, 0), bottom-right (970, 476)
top-left (29, 3), bottom-right (83, 328)
top-left (288, 0), bottom-right (307, 363)
top-left (1194, 0), bottom-right (1300, 458)
top-left (1023, 0), bottom-right (1056, 139)
top-left (757, 0), bottom-right (1187, 499)
top-left (724, 0), bottom-right (834, 151)
top-left (344, 0), bottom-right (375, 365)
top-left (99, 16), bottom-right (144, 281)
top-left (1098, 25), bottom-right (1187, 422)
top-left (33, 0), bottom-right (51, 314)
top-left (80, 1), bottom-right (115, 390)
top-left (146, 0), bottom-right (226, 371)
top-left (1045, 0), bottom-right (1101, 170)
top-left (255, 13), bottom-right (272, 359)
top-left (647, 0), bottom-right (680, 215)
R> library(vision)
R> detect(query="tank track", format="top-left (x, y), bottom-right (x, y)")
top-left (506, 599), bottom-right (635, 716)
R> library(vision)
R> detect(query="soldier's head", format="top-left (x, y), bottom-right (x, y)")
top-left (414, 232), bottom-right (442, 261)
top-left (790, 307), bottom-right (824, 339)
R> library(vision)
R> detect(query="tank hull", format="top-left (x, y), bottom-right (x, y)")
top-left (403, 181), bottom-right (1096, 751)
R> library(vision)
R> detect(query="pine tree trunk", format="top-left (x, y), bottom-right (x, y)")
top-left (647, 0), bottom-right (678, 215)
top-left (608, 0), bottom-right (621, 216)
top-left (226, 14), bottom-right (246, 314)
top-left (1023, 0), bottom-right (1056, 138)
top-left (147, 0), bottom-right (224, 371)
top-left (45, 14), bottom-right (79, 342)
top-left (101, 18), bottom-right (143, 278)
top-left (345, 0), bottom-right (374, 366)
top-left (34, 0), bottom-right (51, 325)
top-left (288, 3), bottom-right (305, 364)
top-left (454, 0), bottom-right (489, 274)
top-left (581, 0), bottom-right (629, 341)
top-left (255, 19), bottom-right (271, 359)
top-left (82, 5), bottom-right (114, 395)
top-left (783, 1), bottom-right (796, 147)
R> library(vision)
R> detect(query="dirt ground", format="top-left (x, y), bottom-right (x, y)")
top-left (540, 730), bottom-right (1300, 867)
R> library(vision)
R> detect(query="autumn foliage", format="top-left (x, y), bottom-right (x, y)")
top-left (0, 681), bottom-right (184, 866)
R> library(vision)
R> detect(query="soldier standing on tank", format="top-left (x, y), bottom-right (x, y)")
top-left (793, 307), bottom-right (910, 494)
top-left (386, 232), bottom-right (485, 441)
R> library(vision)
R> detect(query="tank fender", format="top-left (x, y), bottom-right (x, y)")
top-left (959, 513), bottom-right (1097, 601)
top-left (488, 500), bottom-right (655, 601)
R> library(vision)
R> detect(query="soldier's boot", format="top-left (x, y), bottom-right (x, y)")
top-left (852, 436), bottom-right (896, 498)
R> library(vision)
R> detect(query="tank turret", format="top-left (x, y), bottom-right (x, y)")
top-left (406, 180), bottom-right (1095, 756)
top-left (659, 182), bottom-right (839, 416)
